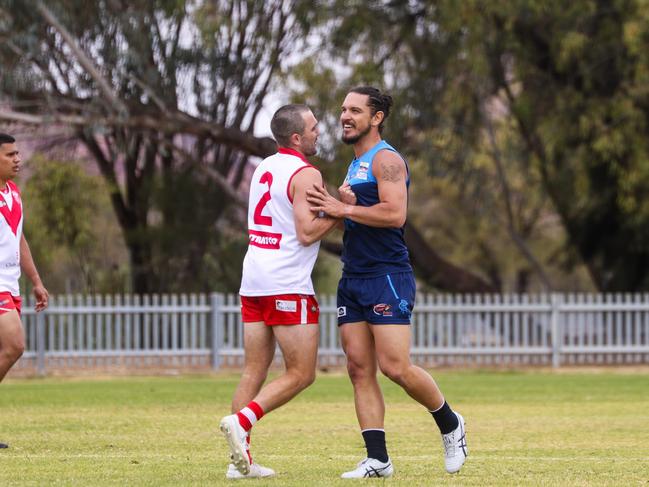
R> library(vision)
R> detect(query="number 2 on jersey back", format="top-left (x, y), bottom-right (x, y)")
top-left (253, 171), bottom-right (273, 226)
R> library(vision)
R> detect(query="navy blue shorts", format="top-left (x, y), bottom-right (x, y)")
top-left (337, 271), bottom-right (415, 325)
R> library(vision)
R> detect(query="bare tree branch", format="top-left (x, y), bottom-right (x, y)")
top-left (35, 1), bottom-right (128, 115)
top-left (164, 142), bottom-right (247, 208)
top-left (483, 105), bottom-right (553, 290)
top-left (0, 108), bottom-right (277, 158)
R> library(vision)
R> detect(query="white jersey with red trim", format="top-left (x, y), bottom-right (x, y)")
top-left (0, 180), bottom-right (23, 296)
top-left (240, 148), bottom-right (320, 296)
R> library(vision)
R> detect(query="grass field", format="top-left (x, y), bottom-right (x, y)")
top-left (0, 369), bottom-right (648, 486)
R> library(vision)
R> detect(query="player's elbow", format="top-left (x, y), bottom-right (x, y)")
top-left (393, 214), bottom-right (406, 228)
top-left (379, 202), bottom-right (406, 227)
top-left (387, 210), bottom-right (406, 228)
top-left (297, 231), bottom-right (318, 246)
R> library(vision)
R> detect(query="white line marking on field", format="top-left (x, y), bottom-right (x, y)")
top-left (4, 454), bottom-right (179, 459)
top-left (259, 454), bottom-right (648, 462)
top-left (6, 453), bottom-right (647, 463)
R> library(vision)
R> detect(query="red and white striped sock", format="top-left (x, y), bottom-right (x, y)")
top-left (236, 401), bottom-right (264, 432)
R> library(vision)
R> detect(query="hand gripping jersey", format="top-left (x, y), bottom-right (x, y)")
top-left (342, 140), bottom-right (412, 277)
top-left (0, 180), bottom-right (24, 295)
top-left (240, 148), bottom-right (320, 296)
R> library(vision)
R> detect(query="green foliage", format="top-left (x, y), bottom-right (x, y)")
top-left (5, 0), bottom-right (649, 292)
top-left (21, 156), bottom-right (128, 293)
top-left (0, 0), bottom-right (319, 293)
top-left (291, 0), bottom-right (649, 292)
top-left (477, 0), bottom-right (649, 290)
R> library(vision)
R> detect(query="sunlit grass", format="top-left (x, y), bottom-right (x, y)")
top-left (1, 369), bottom-right (647, 486)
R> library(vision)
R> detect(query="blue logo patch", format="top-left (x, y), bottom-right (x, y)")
top-left (398, 299), bottom-right (411, 317)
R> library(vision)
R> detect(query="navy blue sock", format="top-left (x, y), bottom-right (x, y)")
top-left (361, 429), bottom-right (389, 463)
top-left (430, 401), bottom-right (459, 434)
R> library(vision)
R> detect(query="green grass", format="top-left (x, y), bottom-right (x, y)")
top-left (1, 369), bottom-right (648, 486)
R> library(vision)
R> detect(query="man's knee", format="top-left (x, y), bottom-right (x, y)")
top-left (1, 338), bottom-right (25, 363)
top-left (0, 314), bottom-right (25, 363)
top-left (300, 369), bottom-right (316, 390)
top-left (288, 367), bottom-right (316, 392)
top-left (379, 361), bottom-right (409, 385)
top-left (241, 366), bottom-right (269, 384)
top-left (346, 355), bottom-right (375, 384)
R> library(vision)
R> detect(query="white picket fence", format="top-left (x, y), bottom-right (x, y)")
top-left (13, 293), bottom-right (649, 375)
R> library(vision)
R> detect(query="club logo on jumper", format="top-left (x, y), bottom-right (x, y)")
top-left (337, 306), bottom-right (347, 317)
top-left (373, 303), bottom-right (393, 317)
top-left (248, 230), bottom-right (282, 249)
top-left (398, 299), bottom-right (411, 317)
top-left (275, 300), bottom-right (297, 312)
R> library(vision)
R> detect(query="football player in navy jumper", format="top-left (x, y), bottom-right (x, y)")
top-left (307, 87), bottom-right (468, 478)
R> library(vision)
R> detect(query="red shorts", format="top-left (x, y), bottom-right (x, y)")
top-left (241, 294), bottom-right (319, 325)
top-left (0, 292), bottom-right (21, 315)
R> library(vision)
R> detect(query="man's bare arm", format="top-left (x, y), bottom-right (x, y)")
top-left (306, 150), bottom-right (407, 228)
top-left (292, 167), bottom-right (340, 246)
top-left (20, 235), bottom-right (49, 311)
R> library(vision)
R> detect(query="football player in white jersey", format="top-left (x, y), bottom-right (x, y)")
top-left (219, 105), bottom-right (341, 479)
top-left (0, 133), bottom-right (49, 449)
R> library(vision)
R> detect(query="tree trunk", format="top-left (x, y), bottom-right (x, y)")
top-left (405, 222), bottom-right (498, 293)
top-left (128, 239), bottom-right (156, 294)
top-left (321, 224), bottom-right (497, 293)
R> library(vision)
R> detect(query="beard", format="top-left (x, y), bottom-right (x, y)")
top-left (297, 136), bottom-right (318, 157)
top-left (341, 123), bottom-right (371, 145)
top-left (300, 138), bottom-right (318, 157)
top-left (303, 144), bottom-right (317, 157)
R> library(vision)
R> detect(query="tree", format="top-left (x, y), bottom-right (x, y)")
top-left (294, 0), bottom-right (649, 292)
top-left (478, 0), bottom-right (649, 291)
top-left (8, 1), bottom-right (642, 293)
top-left (21, 157), bottom-right (129, 293)
top-left (0, 0), bottom-right (312, 292)
top-left (291, 1), bottom-right (546, 292)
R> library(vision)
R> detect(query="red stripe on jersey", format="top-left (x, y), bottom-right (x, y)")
top-left (248, 230), bottom-right (282, 249)
top-left (0, 181), bottom-right (22, 236)
top-left (278, 147), bottom-right (309, 163)
top-left (287, 165), bottom-right (316, 203)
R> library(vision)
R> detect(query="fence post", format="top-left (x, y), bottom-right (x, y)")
top-left (550, 293), bottom-right (561, 368)
top-left (210, 293), bottom-right (223, 370)
top-left (36, 311), bottom-right (46, 376)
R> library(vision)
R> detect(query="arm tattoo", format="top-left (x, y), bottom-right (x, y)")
top-left (380, 161), bottom-right (402, 182)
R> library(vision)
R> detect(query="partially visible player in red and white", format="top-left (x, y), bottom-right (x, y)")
top-left (0, 133), bottom-right (49, 450)
top-left (219, 105), bottom-right (339, 479)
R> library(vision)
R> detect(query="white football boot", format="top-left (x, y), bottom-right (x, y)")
top-left (226, 462), bottom-right (275, 479)
top-left (442, 412), bottom-right (468, 473)
top-left (219, 415), bottom-right (251, 475)
top-left (341, 457), bottom-right (394, 478)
